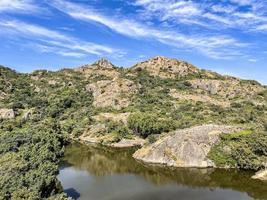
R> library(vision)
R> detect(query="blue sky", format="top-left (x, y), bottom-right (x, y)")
top-left (0, 0), bottom-right (267, 84)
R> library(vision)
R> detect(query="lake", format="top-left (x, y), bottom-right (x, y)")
top-left (58, 142), bottom-right (267, 200)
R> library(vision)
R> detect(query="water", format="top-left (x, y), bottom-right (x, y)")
top-left (58, 142), bottom-right (267, 200)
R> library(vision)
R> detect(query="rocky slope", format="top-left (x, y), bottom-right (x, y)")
top-left (0, 56), bottom-right (267, 199)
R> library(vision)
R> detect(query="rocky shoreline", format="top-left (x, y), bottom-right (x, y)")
top-left (77, 124), bottom-right (266, 182)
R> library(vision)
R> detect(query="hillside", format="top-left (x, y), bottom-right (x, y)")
top-left (0, 57), bottom-right (267, 199)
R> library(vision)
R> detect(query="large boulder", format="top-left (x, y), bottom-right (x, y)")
top-left (0, 109), bottom-right (15, 119)
top-left (133, 125), bottom-right (241, 168)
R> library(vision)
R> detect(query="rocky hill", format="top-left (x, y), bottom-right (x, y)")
top-left (0, 57), bottom-right (267, 199)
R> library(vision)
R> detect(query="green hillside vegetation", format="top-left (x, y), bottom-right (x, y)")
top-left (0, 57), bottom-right (267, 199)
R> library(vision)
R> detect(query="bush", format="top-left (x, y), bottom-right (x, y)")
top-left (106, 120), bottom-right (131, 139)
top-left (209, 131), bottom-right (267, 170)
top-left (147, 134), bottom-right (157, 144)
top-left (128, 112), bottom-right (175, 138)
top-left (63, 98), bottom-right (73, 108)
top-left (264, 122), bottom-right (267, 131)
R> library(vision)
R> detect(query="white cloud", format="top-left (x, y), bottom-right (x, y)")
top-left (0, 19), bottom-right (118, 57)
top-left (248, 58), bottom-right (258, 62)
top-left (211, 5), bottom-right (236, 14)
top-left (34, 44), bottom-right (86, 58)
top-left (230, 0), bottom-right (254, 6)
top-left (0, 0), bottom-right (40, 13)
top-left (133, 0), bottom-right (267, 32)
top-left (255, 24), bottom-right (267, 31)
top-left (49, 0), bottom-right (246, 59)
top-left (0, 20), bottom-right (69, 40)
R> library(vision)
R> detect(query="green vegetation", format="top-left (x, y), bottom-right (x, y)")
top-left (105, 120), bottom-right (133, 140)
top-left (0, 67), bottom-right (92, 199)
top-left (128, 112), bottom-right (175, 138)
top-left (0, 120), bottom-right (70, 199)
top-left (0, 60), bottom-right (267, 199)
top-left (209, 130), bottom-right (267, 170)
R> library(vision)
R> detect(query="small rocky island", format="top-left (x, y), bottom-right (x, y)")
top-left (1, 56), bottom-right (266, 199)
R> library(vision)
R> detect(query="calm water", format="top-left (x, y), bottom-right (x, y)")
top-left (58, 142), bottom-right (267, 200)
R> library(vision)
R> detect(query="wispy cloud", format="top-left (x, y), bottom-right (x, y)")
top-left (133, 0), bottom-right (267, 32)
top-left (48, 0), bottom-right (247, 59)
top-left (248, 58), bottom-right (258, 62)
top-left (0, 19), bottom-right (118, 57)
top-left (33, 44), bottom-right (86, 58)
top-left (0, 0), bottom-right (41, 13)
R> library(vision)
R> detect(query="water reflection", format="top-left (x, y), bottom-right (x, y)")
top-left (64, 188), bottom-right (80, 200)
top-left (58, 142), bottom-right (267, 200)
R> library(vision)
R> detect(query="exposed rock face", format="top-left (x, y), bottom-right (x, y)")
top-left (80, 112), bottom-right (130, 144)
top-left (189, 79), bottom-right (264, 99)
top-left (133, 125), bottom-right (241, 168)
top-left (132, 56), bottom-right (200, 78)
top-left (0, 109), bottom-right (15, 119)
top-left (169, 89), bottom-right (230, 107)
top-left (0, 91), bottom-right (7, 100)
top-left (79, 111), bottom-right (146, 147)
top-left (252, 170), bottom-right (267, 181)
top-left (48, 80), bottom-right (58, 85)
top-left (76, 59), bottom-right (120, 78)
top-left (22, 109), bottom-right (34, 121)
top-left (86, 78), bottom-right (139, 109)
top-left (110, 138), bottom-right (146, 148)
top-left (79, 123), bottom-right (107, 143)
top-left (93, 58), bottom-right (115, 69)
top-left (92, 112), bottom-right (130, 125)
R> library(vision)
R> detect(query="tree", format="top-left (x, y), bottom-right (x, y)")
top-left (128, 112), bottom-right (175, 138)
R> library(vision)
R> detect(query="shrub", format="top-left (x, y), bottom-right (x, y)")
top-left (209, 131), bottom-right (267, 170)
top-left (128, 112), bottom-right (175, 138)
top-left (63, 98), bottom-right (73, 108)
top-left (264, 122), bottom-right (267, 131)
top-left (106, 120), bottom-right (131, 139)
top-left (147, 134), bottom-right (157, 144)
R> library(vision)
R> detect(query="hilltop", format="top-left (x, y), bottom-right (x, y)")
top-left (0, 57), bottom-right (267, 199)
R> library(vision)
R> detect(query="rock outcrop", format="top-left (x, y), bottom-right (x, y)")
top-left (252, 170), bottom-right (267, 181)
top-left (110, 138), bottom-right (146, 148)
top-left (79, 112), bottom-right (130, 144)
top-left (22, 109), bottom-right (34, 121)
top-left (86, 78), bottom-right (139, 109)
top-left (132, 56), bottom-right (200, 78)
top-left (0, 92), bottom-right (7, 100)
top-left (93, 58), bottom-right (116, 69)
top-left (133, 125), bottom-right (241, 168)
top-left (189, 79), bottom-right (264, 99)
top-left (169, 89), bottom-right (230, 107)
top-left (92, 112), bottom-right (130, 125)
top-left (0, 109), bottom-right (15, 119)
top-left (76, 59), bottom-right (120, 78)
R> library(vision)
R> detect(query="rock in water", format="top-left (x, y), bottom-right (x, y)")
top-left (133, 124), bottom-right (241, 168)
top-left (111, 138), bottom-right (146, 148)
top-left (252, 170), bottom-right (267, 181)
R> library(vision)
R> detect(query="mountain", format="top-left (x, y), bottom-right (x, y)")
top-left (0, 57), bottom-right (267, 199)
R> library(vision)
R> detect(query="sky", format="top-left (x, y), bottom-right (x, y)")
top-left (0, 0), bottom-right (267, 84)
